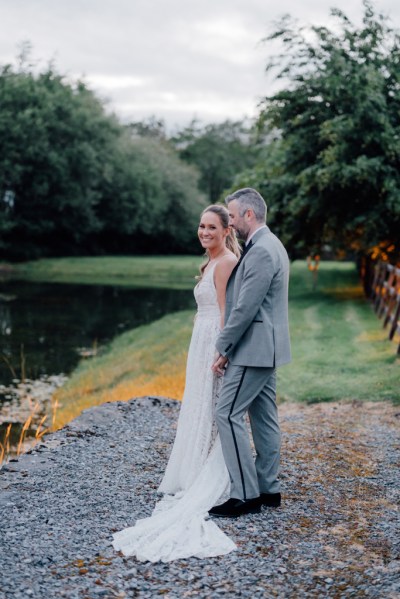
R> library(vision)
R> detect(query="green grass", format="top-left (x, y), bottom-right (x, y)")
top-left (5, 255), bottom-right (203, 289)
top-left (281, 261), bottom-right (399, 403)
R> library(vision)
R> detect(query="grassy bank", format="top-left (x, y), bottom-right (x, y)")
top-left (5, 256), bottom-right (202, 289)
top-left (52, 311), bottom-right (194, 429)
top-left (51, 260), bottom-right (399, 429)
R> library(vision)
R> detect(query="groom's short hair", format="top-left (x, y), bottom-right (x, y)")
top-left (225, 188), bottom-right (267, 223)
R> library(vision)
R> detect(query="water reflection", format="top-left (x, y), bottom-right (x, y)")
top-left (0, 281), bottom-right (195, 388)
top-left (0, 302), bottom-right (12, 336)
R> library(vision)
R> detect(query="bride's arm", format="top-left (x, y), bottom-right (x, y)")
top-left (214, 255), bottom-right (238, 329)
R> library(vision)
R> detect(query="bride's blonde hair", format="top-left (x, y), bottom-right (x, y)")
top-left (197, 204), bottom-right (241, 279)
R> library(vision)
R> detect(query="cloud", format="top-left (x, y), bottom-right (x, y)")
top-left (85, 75), bottom-right (151, 90)
top-left (0, 0), bottom-right (399, 128)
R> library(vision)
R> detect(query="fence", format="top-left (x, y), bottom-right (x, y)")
top-left (369, 261), bottom-right (400, 355)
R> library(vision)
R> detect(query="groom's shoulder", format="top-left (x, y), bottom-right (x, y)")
top-left (256, 228), bottom-right (282, 251)
top-left (254, 229), bottom-right (289, 266)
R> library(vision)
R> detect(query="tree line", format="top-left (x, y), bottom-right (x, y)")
top-left (1, 1), bottom-right (399, 262)
top-left (0, 51), bottom-right (259, 259)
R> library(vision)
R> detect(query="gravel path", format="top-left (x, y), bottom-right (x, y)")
top-left (0, 397), bottom-right (399, 598)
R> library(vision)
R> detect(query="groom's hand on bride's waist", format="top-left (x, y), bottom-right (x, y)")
top-left (212, 353), bottom-right (228, 376)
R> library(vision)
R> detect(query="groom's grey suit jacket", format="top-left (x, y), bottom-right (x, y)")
top-left (215, 226), bottom-right (291, 368)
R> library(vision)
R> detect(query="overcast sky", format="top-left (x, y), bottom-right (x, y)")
top-left (1, 0), bottom-right (399, 131)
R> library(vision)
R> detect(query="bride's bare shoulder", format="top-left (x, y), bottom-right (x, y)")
top-left (214, 253), bottom-right (238, 282)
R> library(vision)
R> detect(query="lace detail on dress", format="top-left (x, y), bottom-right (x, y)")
top-left (112, 260), bottom-right (235, 562)
top-left (158, 265), bottom-right (222, 494)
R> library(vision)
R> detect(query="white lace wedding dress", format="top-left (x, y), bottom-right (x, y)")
top-left (112, 261), bottom-right (236, 562)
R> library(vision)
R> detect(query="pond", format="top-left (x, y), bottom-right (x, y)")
top-left (0, 280), bottom-right (195, 388)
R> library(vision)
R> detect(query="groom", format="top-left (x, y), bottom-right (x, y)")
top-left (210, 188), bottom-right (291, 518)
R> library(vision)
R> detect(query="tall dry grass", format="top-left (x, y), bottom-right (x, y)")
top-left (0, 395), bottom-right (60, 465)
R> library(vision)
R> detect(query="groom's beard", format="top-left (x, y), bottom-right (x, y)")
top-left (233, 226), bottom-right (248, 242)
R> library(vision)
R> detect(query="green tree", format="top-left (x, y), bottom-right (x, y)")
top-left (96, 133), bottom-right (206, 253)
top-left (171, 120), bottom-right (259, 204)
top-left (0, 63), bottom-right (124, 257)
top-left (0, 58), bottom-right (205, 258)
top-left (240, 1), bottom-right (400, 261)
top-left (127, 116), bottom-right (167, 141)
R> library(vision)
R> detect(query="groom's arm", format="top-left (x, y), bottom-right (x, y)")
top-left (215, 244), bottom-right (275, 358)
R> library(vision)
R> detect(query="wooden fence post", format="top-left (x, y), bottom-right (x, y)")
top-left (364, 260), bottom-right (400, 356)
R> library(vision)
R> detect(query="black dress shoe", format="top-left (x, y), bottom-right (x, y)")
top-left (209, 497), bottom-right (261, 518)
top-left (259, 492), bottom-right (281, 507)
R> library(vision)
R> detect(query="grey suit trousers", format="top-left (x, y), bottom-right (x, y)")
top-left (216, 364), bottom-right (281, 500)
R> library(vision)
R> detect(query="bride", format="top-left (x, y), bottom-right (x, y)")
top-left (112, 204), bottom-right (240, 562)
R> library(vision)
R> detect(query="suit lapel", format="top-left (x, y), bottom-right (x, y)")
top-left (228, 240), bottom-right (253, 285)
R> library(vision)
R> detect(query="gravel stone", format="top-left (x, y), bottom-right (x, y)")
top-left (0, 397), bottom-right (399, 598)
